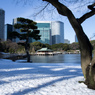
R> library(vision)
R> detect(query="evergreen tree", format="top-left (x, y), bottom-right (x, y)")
top-left (12, 17), bottom-right (41, 62)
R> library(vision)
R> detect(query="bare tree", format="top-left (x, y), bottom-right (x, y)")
top-left (42, 0), bottom-right (95, 89)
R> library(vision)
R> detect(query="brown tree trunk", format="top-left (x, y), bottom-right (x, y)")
top-left (43, 0), bottom-right (95, 89)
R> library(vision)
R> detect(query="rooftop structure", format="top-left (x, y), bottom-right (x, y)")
top-left (37, 48), bottom-right (53, 52)
top-left (36, 48), bottom-right (54, 56)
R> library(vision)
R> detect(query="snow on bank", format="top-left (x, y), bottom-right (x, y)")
top-left (0, 59), bottom-right (95, 95)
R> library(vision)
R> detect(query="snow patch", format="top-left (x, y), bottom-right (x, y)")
top-left (0, 59), bottom-right (95, 95)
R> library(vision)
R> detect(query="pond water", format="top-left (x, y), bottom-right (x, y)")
top-left (30, 54), bottom-right (81, 64)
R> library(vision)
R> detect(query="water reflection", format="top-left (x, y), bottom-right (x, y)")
top-left (30, 54), bottom-right (81, 64)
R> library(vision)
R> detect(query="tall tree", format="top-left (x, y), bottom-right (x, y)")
top-left (13, 17), bottom-right (41, 62)
top-left (41, 0), bottom-right (95, 89)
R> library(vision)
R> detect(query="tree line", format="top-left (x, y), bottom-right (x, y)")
top-left (1, 39), bottom-right (95, 54)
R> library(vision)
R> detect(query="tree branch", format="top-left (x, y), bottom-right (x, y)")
top-left (43, 0), bottom-right (70, 16)
top-left (77, 3), bottom-right (95, 24)
top-left (88, 3), bottom-right (95, 11)
top-left (34, 3), bottom-right (50, 16)
top-left (77, 10), bottom-right (95, 24)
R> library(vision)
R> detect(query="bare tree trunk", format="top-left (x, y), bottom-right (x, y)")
top-left (43, 0), bottom-right (95, 89)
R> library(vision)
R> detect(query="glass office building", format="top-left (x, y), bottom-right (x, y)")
top-left (36, 21), bottom-right (64, 45)
top-left (33, 21), bottom-right (52, 45)
top-left (51, 21), bottom-right (64, 44)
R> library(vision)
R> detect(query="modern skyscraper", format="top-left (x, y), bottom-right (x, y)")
top-left (35, 21), bottom-right (52, 45)
top-left (51, 21), bottom-right (64, 44)
top-left (36, 21), bottom-right (64, 45)
top-left (0, 9), bottom-right (5, 40)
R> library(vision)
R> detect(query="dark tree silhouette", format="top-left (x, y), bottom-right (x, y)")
top-left (12, 17), bottom-right (41, 62)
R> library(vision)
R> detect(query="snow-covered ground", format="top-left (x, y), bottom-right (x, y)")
top-left (0, 59), bottom-right (95, 95)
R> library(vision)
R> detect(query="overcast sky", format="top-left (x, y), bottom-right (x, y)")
top-left (0, 0), bottom-right (95, 43)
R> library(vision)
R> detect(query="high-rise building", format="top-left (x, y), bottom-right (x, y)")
top-left (13, 18), bottom-right (64, 45)
top-left (51, 21), bottom-right (64, 44)
top-left (5, 24), bottom-right (13, 41)
top-left (36, 21), bottom-right (64, 45)
top-left (35, 21), bottom-right (52, 45)
top-left (0, 9), bottom-right (5, 40)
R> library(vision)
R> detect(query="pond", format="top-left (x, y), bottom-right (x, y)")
top-left (30, 54), bottom-right (81, 64)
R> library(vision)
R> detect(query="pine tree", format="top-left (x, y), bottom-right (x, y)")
top-left (12, 17), bottom-right (41, 62)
